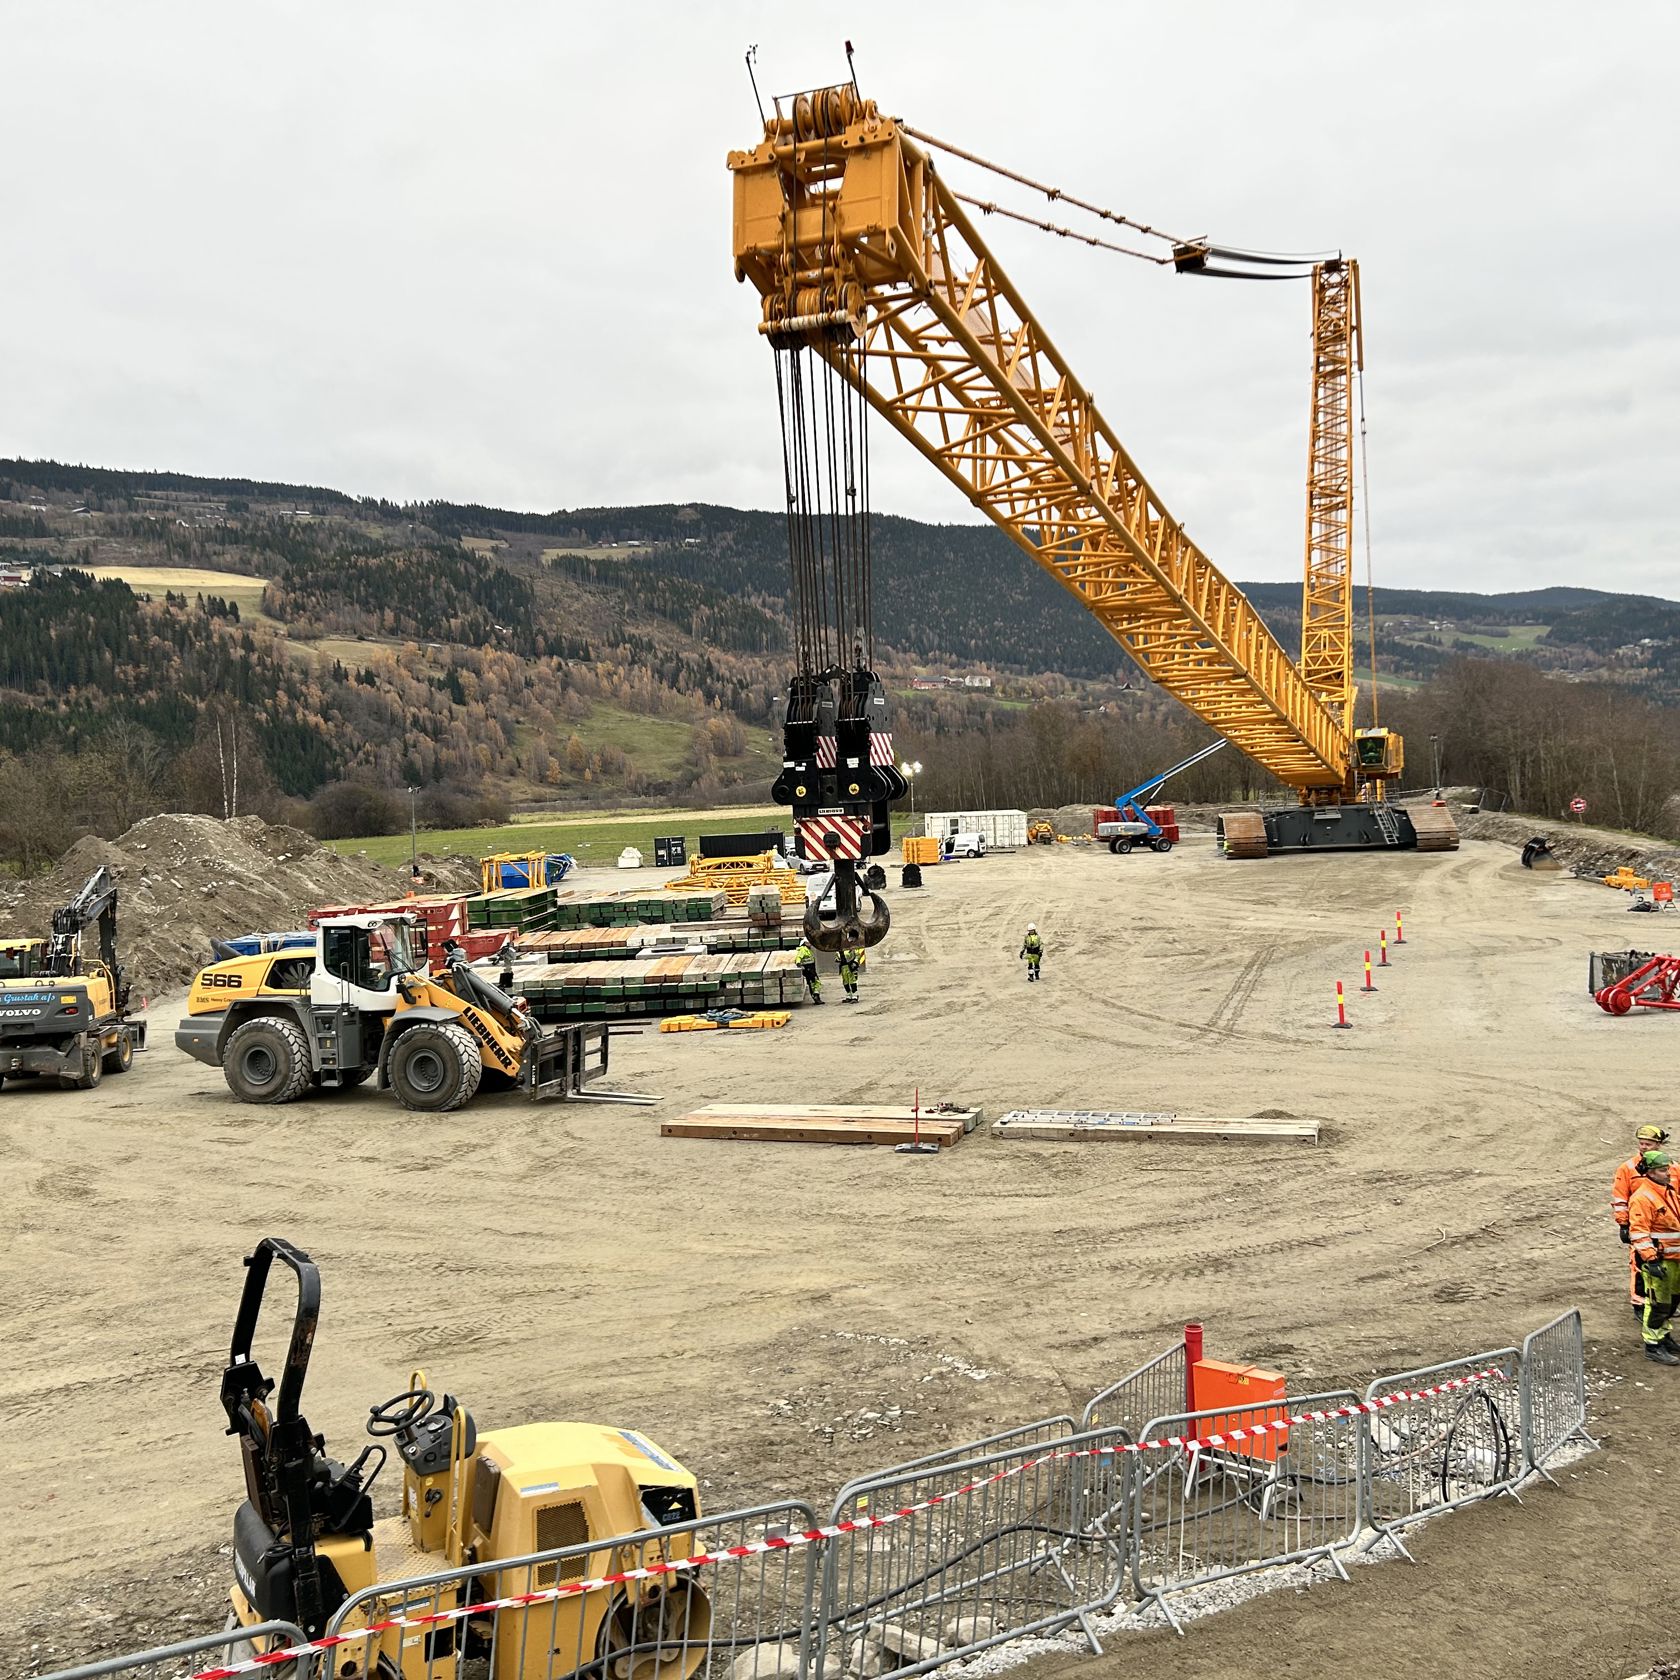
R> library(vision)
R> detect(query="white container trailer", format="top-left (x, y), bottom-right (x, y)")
top-left (922, 810), bottom-right (1028, 851)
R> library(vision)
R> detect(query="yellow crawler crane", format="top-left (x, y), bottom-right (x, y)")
top-left (222, 1238), bottom-right (711, 1680)
top-left (728, 84), bottom-right (1458, 859)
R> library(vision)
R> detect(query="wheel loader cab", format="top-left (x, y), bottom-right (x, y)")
top-left (313, 916), bottom-right (427, 1013)
top-left (0, 938), bottom-right (45, 979)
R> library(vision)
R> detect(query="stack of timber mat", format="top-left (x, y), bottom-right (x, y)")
top-left (548, 891), bottom-right (727, 929)
top-left (520, 922), bottom-right (800, 963)
top-left (464, 886), bottom-right (558, 933)
top-left (505, 951), bottom-right (807, 1021)
top-left (663, 1102), bottom-right (982, 1148)
top-left (993, 1109), bottom-right (1320, 1144)
top-left (664, 851), bottom-right (806, 907)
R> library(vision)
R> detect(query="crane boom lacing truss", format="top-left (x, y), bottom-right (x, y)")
top-left (732, 88), bottom-right (1350, 793)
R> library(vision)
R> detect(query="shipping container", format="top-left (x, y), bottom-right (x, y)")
top-left (921, 809), bottom-right (1028, 850)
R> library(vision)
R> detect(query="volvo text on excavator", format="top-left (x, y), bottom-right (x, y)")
top-left (728, 77), bottom-right (1459, 864)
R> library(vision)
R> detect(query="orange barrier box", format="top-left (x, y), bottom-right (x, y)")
top-left (1192, 1359), bottom-right (1288, 1461)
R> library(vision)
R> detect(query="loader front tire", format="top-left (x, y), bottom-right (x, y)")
top-left (223, 1017), bottom-right (313, 1104)
top-left (389, 1022), bottom-right (482, 1112)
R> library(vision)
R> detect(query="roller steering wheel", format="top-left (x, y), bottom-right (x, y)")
top-left (367, 1387), bottom-right (436, 1437)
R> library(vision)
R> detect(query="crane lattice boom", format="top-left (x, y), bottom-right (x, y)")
top-left (731, 89), bottom-right (1349, 796)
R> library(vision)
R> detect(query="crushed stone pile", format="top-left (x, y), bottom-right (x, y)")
top-left (0, 813), bottom-right (420, 998)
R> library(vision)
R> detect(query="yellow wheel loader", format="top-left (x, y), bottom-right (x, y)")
top-left (0, 867), bottom-right (145, 1091)
top-left (176, 914), bottom-right (606, 1111)
top-left (222, 1238), bottom-right (711, 1680)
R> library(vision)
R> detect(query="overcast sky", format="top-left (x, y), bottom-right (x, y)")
top-left (3, 3), bottom-right (1676, 597)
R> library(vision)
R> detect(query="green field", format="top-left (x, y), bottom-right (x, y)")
top-left (329, 805), bottom-right (913, 872)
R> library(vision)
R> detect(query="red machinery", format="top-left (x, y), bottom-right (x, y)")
top-left (1596, 954), bottom-right (1680, 1014)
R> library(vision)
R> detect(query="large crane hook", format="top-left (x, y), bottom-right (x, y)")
top-left (803, 858), bottom-right (890, 951)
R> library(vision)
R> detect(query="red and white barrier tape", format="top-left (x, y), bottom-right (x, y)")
top-left (191, 1367), bottom-right (1507, 1680)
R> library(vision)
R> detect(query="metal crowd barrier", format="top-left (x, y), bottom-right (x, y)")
top-left (815, 1424), bottom-right (1136, 1678)
top-left (1079, 1341), bottom-right (1186, 1436)
top-left (34, 1622), bottom-right (308, 1680)
top-left (838, 1414), bottom-right (1077, 1488)
top-left (1361, 1347), bottom-right (1524, 1558)
top-left (40, 1318), bottom-right (1595, 1680)
top-left (1129, 1390), bottom-right (1365, 1632)
top-left (1519, 1309), bottom-right (1598, 1482)
top-left (315, 1499), bottom-right (820, 1680)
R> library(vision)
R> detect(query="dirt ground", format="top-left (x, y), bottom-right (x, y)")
top-left (5, 836), bottom-right (1677, 1678)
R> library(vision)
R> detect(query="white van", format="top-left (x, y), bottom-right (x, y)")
top-left (943, 831), bottom-right (987, 860)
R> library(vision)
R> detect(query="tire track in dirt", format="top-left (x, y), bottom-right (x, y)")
top-left (1203, 943), bottom-right (1278, 1037)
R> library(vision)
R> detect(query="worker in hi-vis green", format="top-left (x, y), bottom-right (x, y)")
top-left (1019, 923), bottom-right (1043, 982)
top-left (793, 937), bottom-right (824, 1004)
top-left (837, 947), bottom-right (862, 1003)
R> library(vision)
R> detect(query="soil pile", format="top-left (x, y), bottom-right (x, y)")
top-left (0, 814), bottom-right (418, 996)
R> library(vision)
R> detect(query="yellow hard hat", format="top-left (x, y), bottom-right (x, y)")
top-left (1636, 1124), bottom-right (1671, 1144)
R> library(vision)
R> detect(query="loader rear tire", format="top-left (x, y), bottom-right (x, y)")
top-left (223, 1017), bottom-right (313, 1104)
top-left (389, 1022), bottom-right (482, 1112)
top-left (103, 1029), bottom-right (135, 1075)
top-left (62, 1037), bottom-right (103, 1090)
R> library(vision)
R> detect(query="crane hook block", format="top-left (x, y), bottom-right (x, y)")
top-left (802, 887), bottom-right (890, 953)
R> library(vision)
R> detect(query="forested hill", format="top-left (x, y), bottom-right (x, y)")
top-left (4, 460), bottom-right (1678, 698)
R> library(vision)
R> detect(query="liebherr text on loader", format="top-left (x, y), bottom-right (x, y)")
top-left (176, 912), bottom-right (607, 1110)
top-left (221, 1237), bottom-right (712, 1680)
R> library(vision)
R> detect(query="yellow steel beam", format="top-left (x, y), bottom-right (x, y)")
top-left (730, 94), bottom-right (1349, 793)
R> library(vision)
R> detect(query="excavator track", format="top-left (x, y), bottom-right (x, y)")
top-left (1217, 812), bottom-right (1270, 859)
top-left (1405, 804), bottom-right (1461, 851)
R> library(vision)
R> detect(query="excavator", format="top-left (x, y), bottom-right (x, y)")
top-left (0, 866), bottom-right (144, 1090)
top-left (220, 1237), bottom-right (711, 1680)
top-left (177, 912), bottom-right (607, 1110)
top-left (728, 78), bottom-right (1459, 867)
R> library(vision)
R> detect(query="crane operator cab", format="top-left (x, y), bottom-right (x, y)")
top-left (223, 1238), bottom-right (711, 1680)
top-left (1352, 726), bottom-right (1404, 783)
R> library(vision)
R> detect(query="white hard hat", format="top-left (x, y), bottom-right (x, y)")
top-left (1027, 922), bottom-right (1037, 932)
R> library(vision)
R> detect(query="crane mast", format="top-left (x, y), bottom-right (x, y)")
top-left (1300, 259), bottom-right (1361, 732)
top-left (729, 84), bottom-right (1456, 858)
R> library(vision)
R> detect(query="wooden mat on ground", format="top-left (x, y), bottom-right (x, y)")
top-left (664, 1101), bottom-right (980, 1148)
top-left (992, 1110), bottom-right (1319, 1144)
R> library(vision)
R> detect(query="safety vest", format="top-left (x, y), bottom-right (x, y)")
top-left (1628, 1177), bottom-right (1680, 1264)
top-left (794, 943), bottom-right (815, 967)
top-left (1613, 1152), bottom-right (1645, 1227)
top-left (1023, 933), bottom-right (1042, 955)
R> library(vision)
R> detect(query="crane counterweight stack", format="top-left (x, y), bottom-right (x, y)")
top-left (729, 82), bottom-right (1458, 862)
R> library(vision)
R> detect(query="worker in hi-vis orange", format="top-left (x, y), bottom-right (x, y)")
top-left (1614, 1124), bottom-right (1671, 1315)
top-left (1627, 1151), bottom-right (1680, 1366)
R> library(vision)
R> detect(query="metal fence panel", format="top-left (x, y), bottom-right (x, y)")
top-left (1520, 1310), bottom-right (1596, 1479)
top-left (817, 1424), bottom-right (1135, 1678)
top-left (1362, 1349), bottom-right (1523, 1549)
top-left (830, 1415), bottom-right (1076, 1511)
top-left (316, 1499), bottom-right (821, 1680)
top-left (34, 1622), bottom-right (309, 1680)
top-left (1129, 1390), bottom-right (1363, 1627)
top-left (1079, 1343), bottom-right (1186, 1435)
